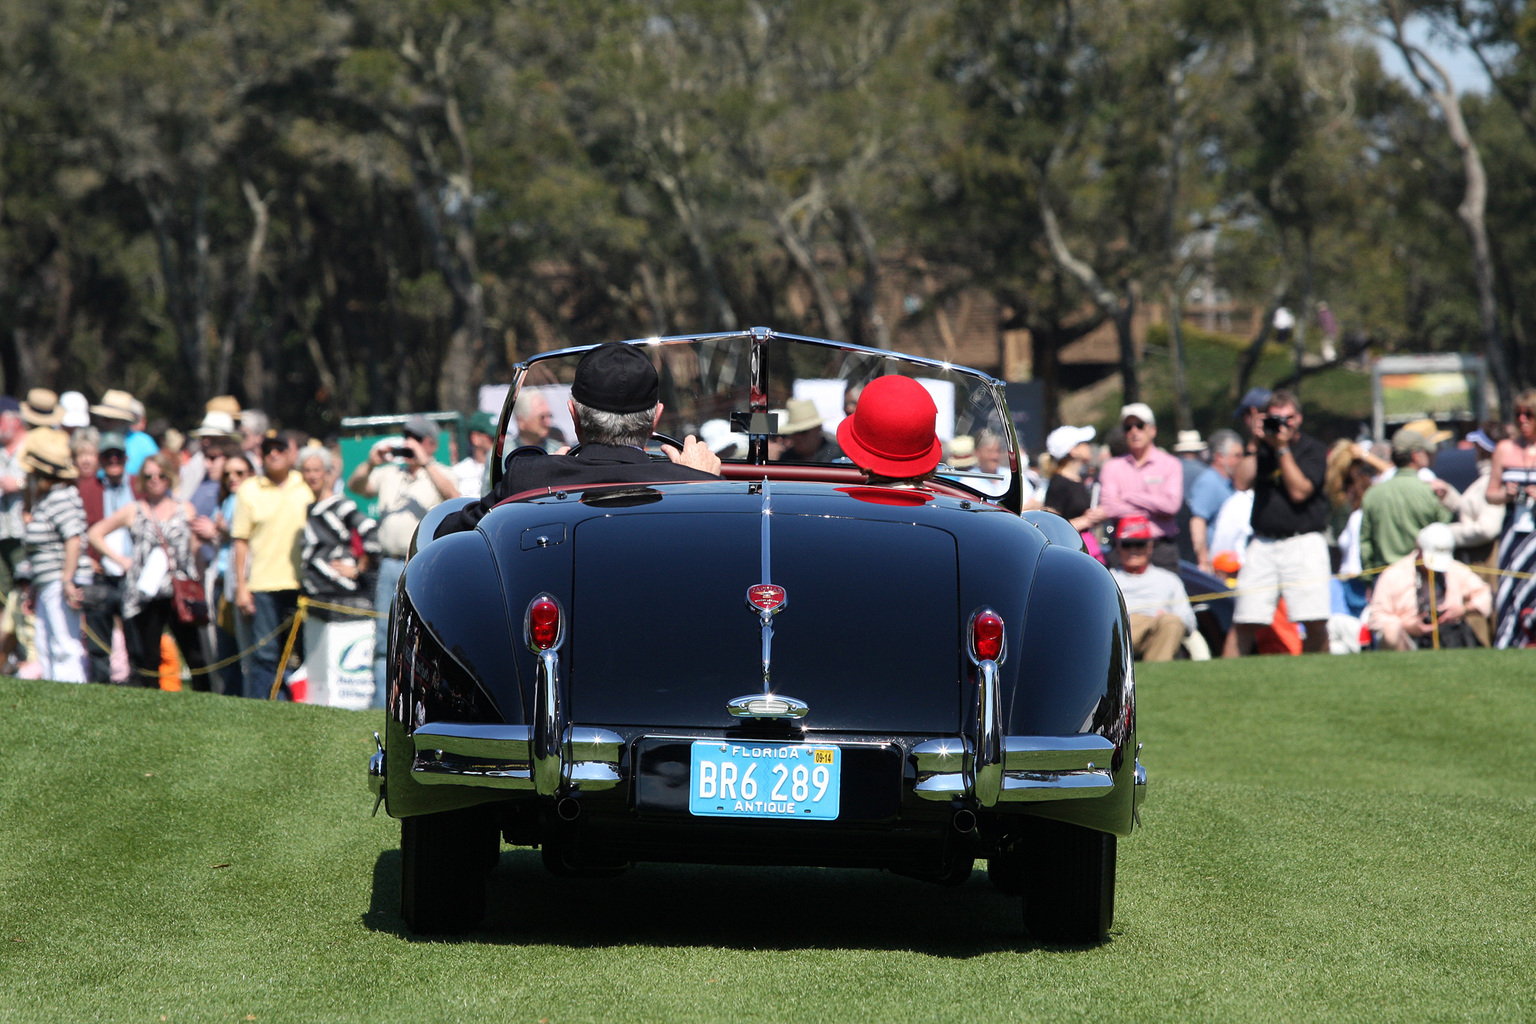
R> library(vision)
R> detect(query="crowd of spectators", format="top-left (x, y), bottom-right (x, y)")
top-left (8, 372), bottom-right (1531, 694)
top-left (1, 387), bottom-right (472, 702)
top-left (1031, 387), bottom-right (1536, 661)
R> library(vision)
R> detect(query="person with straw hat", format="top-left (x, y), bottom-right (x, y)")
top-left (771, 398), bottom-right (841, 463)
top-left (20, 429), bottom-right (89, 682)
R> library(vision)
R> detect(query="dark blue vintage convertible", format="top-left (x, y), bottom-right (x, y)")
top-left (368, 328), bottom-right (1146, 942)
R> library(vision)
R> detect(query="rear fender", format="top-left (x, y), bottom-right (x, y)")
top-left (1003, 543), bottom-right (1137, 836)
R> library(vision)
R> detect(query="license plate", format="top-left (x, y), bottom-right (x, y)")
top-left (688, 741), bottom-right (841, 820)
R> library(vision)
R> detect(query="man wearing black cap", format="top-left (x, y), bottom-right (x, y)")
top-left (437, 343), bottom-right (720, 537)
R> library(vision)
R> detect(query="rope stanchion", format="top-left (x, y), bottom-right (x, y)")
top-left (268, 599), bottom-right (309, 700)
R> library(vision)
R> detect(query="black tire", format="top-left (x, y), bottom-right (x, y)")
top-left (1014, 817), bottom-right (1116, 944)
top-left (399, 807), bottom-right (500, 933)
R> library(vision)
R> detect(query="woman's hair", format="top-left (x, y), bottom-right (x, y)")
top-left (219, 452), bottom-right (254, 503)
top-left (138, 452), bottom-right (180, 491)
top-left (1323, 439), bottom-right (1357, 506)
top-left (1517, 388), bottom-right (1536, 423)
top-left (298, 444), bottom-right (335, 474)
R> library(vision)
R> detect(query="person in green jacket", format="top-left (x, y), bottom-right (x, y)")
top-left (1358, 427), bottom-right (1454, 571)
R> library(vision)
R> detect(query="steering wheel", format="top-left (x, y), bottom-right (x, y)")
top-left (565, 432), bottom-right (687, 461)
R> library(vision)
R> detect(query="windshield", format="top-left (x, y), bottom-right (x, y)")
top-left (503, 330), bottom-right (1018, 501)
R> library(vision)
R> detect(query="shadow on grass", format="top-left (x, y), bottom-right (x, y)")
top-left (365, 848), bottom-right (1108, 956)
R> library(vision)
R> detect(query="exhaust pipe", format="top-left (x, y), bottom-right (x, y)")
top-left (951, 808), bottom-right (977, 834)
top-left (556, 797), bottom-right (582, 822)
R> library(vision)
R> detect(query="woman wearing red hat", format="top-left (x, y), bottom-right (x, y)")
top-left (837, 375), bottom-right (943, 485)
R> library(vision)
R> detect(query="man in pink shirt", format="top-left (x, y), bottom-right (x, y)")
top-left (1099, 402), bottom-right (1184, 570)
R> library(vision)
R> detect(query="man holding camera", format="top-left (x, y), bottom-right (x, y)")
top-left (1225, 389), bottom-right (1332, 656)
top-left (348, 414), bottom-right (459, 707)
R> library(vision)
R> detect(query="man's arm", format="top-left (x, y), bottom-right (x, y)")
top-left (347, 448), bottom-right (384, 498)
top-left (1096, 459), bottom-right (1133, 519)
top-left (233, 538), bottom-right (254, 615)
top-left (423, 458), bottom-right (460, 500)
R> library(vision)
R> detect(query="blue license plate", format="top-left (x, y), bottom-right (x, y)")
top-left (688, 741), bottom-right (841, 820)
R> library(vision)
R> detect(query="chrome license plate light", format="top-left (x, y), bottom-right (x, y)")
top-left (687, 741), bottom-right (840, 821)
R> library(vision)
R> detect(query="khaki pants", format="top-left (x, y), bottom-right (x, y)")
top-left (1129, 613), bottom-right (1186, 662)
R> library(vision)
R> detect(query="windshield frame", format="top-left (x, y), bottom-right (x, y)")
top-left (495, 327), bottom-right (1024, 510)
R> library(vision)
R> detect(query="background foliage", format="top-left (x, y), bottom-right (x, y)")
top-left (2, 0), bottom-right (1534, 434)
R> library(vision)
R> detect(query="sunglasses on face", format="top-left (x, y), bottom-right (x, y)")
top-left (224, 470), bottom-right (249, 482)
top-left (1518, 409), bottom-right (1535, 419)
top-left (1123, 421), bottom-right (1148, 432)
top-left (1119, 539), bottom-right (1150, 550)
top-left (102, 452), bottom-right (125, 462)
top-left (142, 472), bottom-right (166, 482)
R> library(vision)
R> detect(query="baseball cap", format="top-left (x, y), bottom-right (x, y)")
top-left (98, 431), bottom-right (128, 455)
top-left (1118, 514), bottom-right (1155, 542)
top-left (1120, 402), bottom-right (1155, 427)
top-left (1234, 387), bottom-right (1273, 420)
top-left (1465, 428), bottom-right (1497, 454)
top-left (466, 411), bottom-right (497, 437)
top-left (1417, 522), bottom-right (1455, 573)
top-left (260, 428), bottom-right (300, 453)
top-left (402, 414), bottom-right (436, 440)
top-left (1391, 427), bottom-right (1432, 455)
top-left (1046, 424), bottom-right (1096, 461)
top-left (571, 343), bottom-right (659, 414)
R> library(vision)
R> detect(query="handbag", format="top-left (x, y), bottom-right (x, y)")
top-left (171, 577), bottom-right (209, 626)
top-left (145, 506), bottom-right (210, 626)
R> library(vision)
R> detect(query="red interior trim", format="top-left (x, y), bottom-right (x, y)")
top-left (493, 463), bottom-right (996, 506)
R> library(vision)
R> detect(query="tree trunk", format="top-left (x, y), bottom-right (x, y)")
top-left (1387, 8), bottom-right (1513, 417)
top-left (1040, 194), bottom-right (1138, 402)
top-left (1167, 284), bottom-right (1193, 432)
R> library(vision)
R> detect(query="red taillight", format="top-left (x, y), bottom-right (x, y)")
top-left (972, 610), bottom-right (1004, 662)
top-left (528, 595), bottom-right (561, 651)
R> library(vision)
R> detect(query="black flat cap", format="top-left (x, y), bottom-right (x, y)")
top-left (571, 343), bottom-right (659, 414)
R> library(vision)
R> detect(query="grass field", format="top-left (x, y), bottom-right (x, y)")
top-left (1, 651), bottom-right (1532, 1023)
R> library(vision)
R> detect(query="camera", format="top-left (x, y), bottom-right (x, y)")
top-left (390, 446), bottom-right (414, 460)
top-left (1263, 413), bottom-right (1287, 435)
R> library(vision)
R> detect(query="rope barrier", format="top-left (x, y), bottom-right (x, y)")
top-left (77, 593), bottom-right (379, 686)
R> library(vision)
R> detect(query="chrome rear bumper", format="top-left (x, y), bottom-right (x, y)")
top-left (379, 723), bottom-right (1143, 808)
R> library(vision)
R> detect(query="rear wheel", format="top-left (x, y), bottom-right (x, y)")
top-left (1006, 817), bottom-right (1116, 944)
top-left (400, 807), bottom-right (500, 933)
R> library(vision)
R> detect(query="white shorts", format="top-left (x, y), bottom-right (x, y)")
top-left (1232, 532), bottom-right (1332, 626)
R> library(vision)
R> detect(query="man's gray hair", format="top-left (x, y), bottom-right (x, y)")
top-left (1208, 429), bottom-right (1243, 456)
top-left (513, 389), bottom-right (546, 419)
top-left (572, 399), bottom-right (657, 447)
top-left (298, 445), bottom-right (335, 474)
top-left (242, 409), bottom-right (270, 437)
top-left (974, 429), bottom-right (1003, 451)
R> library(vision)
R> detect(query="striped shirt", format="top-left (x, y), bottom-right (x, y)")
top-left (23, 485), bottom-right (88, 586)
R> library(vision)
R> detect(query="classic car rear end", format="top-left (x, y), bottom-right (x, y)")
top-left (368, 330), bottom-right (1145, 944)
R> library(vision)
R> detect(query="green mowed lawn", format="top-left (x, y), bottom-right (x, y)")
top-left (1, 651), bottom-right (1532, 1022)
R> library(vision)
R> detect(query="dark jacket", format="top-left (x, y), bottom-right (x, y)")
top-left (436, 444), bottom-right (718, 537)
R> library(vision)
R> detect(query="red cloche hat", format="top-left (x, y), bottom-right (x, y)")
top-left (836, 375), bottom-right (943, 479)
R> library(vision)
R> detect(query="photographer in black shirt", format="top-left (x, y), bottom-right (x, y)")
top-left (1224, 389), bottom-right (1332, 655)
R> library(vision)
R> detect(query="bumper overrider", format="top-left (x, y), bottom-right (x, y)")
top-left (367, 634), bottom-right (1149, 819)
